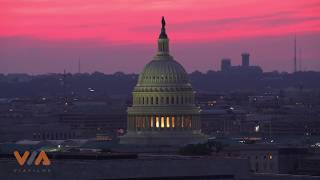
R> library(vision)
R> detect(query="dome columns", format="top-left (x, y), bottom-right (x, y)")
top-left (126, 114), bottom-right (200, 132)
top-left (132, 92), bottom-right (195, 106)
top-left (157, 39), bottom-right (170, 55)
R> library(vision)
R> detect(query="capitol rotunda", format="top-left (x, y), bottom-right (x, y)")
top-left (120, 17), bottom-right (206, 145)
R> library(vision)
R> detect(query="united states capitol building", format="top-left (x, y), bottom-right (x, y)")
top-left (120, 17), bottom-right (206, 145)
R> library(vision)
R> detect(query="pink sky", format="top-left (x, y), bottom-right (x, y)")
top-left (0, 0), bottom-right (320, 74)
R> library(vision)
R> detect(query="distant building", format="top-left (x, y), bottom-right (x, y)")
top-left (201, 108), bottom-right (246, 136)
top-left (58, 100), bottom-right (127, 140)
top-left (249, 95), bottom-right (280, 108)
top-left (220, 53), bottom-right (263, 74)
top-left (242, 53), bottom-right (250, 67)
top-left (221, 58), bottom-right (231, 71)
top-left (0, 98), bottom-right (127, 142)
top-left (298, 155), bottom-right (320, 176)
top-left (223, 144), bottom-right (308, 174)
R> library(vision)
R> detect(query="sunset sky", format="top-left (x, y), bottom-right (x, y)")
top-left (0, 0), bottom-right (320, 74)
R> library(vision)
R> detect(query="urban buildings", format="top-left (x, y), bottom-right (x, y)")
top-left (220, 53), bottom-right (263, 74)
top-left (0, 15), bottom-right (319, 180)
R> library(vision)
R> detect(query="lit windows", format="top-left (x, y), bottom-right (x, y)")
top-left (172, 116), bottom-right (175, 128)
top-left (269, 154), bottom-right (273, 160)
top-left (146, 115), bottom-right (190, 129)
top-left (150, 116), bottom-right (154, 128)
top-left (156, 116), bottom-right (159, 128)
top-left (161, 116), bottom-right (165, 128)
top-left (181, 116), bottom-right (184, 128)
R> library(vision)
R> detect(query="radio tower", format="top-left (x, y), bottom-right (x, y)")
top-left (78, 57), bottom-right (81, 74)
top-left (299, 48), bottom-right (302, 72)
top-left (294, 34), bottom-right (297, 73)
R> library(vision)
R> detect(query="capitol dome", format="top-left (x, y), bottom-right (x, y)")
top-left (138, 59), bottom-right (189, 85)
top-left (120, 17), bottom-right (206, 146)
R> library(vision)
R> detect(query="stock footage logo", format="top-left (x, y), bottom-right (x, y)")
top-left (13, 150), bottom-right (52, 174)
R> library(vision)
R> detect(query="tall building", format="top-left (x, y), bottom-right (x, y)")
top-left (241, 53), bottom-right (250, 67)
top-left (120, 17), bottom-right (206, 145)
top-left (221, 58), bottom-right (231, 71)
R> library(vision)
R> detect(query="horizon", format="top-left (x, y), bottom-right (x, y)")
top-left (1, 0), bottom-right (320, 74)
top-left (1, 68), bottom-right (320, 76)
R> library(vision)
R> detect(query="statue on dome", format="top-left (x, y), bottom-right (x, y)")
top-left (162, 16), bottom-right (166, 29)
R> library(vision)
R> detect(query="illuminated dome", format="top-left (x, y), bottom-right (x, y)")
top-left (120, 17), bottom-right (206, 146)
top-left (137, 59), bottom-right (189, 85)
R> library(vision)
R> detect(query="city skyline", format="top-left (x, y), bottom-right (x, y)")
top-left (0, 0), bottom-right (320, 74)
top-left (1, 2), bottom-right (320, 179)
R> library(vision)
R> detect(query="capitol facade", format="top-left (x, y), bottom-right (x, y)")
top-left (120, 17), bottom-right (206, 145)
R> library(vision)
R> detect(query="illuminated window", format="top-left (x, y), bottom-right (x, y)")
top-left (172, 116), bottom-right (175, 128)
top-left (161, 116), bottom-right (165, 128)
top-left (156, 116), bottom-right (159, 128)
top-left (166, 117), bottom-right (170, 128)
top-left (150, 116), bottom-right (154, 128)
top-left (254, 125), bottom-right (260, 132)
top-left (181, 116), bottom-right (184, 128)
